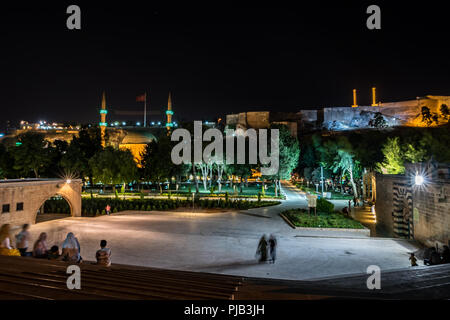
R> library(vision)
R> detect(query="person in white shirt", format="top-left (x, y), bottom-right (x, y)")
top-left (16, 224), bottom-right (31, 256)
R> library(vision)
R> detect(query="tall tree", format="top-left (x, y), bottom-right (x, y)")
top-left (89, 147), bottom-right (137, 192)
top-left (60, 127), bottom-right (102, 184)
top-left (440, 104), bottom-right (450, 121)
top-left (377, 137), bottom-right (405, 174)
top-left (12, 132), bottom-right (51, 178)
top-left (140, 137), bottom-right (172, 193)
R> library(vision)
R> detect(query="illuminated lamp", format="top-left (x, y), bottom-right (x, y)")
top-left (414, 174), bottom-right (424, 186)
top-left (99, 110), bottom-right (108, 114)
top-left (99, 122), bottom-right (107, 126)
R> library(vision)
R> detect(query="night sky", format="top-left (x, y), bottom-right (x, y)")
top-left (3, 2), bottom-right (450, 129)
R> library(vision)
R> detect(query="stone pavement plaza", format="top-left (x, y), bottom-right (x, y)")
top-left (26, 182), bottom-right (420, 281)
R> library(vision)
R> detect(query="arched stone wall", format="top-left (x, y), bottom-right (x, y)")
top-left (0, 179), bottom-right (82, 227)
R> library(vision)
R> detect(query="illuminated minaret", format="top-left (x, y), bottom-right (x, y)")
top-left (99, 92), bottom-right (108, 147)
top-left (352, 89), bottom-right (358, 108)
top-left (371, 87), bottom-right (378, 106)
top-left (165, 92), bottom-right (174, 132)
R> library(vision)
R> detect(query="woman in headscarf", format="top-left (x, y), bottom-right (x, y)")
top-left (60, 232), bottom-right (82, 263)
top-left (33, 232), bottom-right (49, 258)
top-left (256, 235), bottom-right (268, 263)
top-left (0, 224), bottom-right (21, 256)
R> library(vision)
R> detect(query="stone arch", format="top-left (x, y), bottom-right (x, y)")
top-left (0, 179), bottom-right (82, 227)
top-left (33, 192), bottom-right (74, 224)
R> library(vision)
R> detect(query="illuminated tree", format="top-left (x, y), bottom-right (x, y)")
top-left (89, 147), bottom-right (137, 193)
top-left (369, 112), bottom-right (387, 129)
top-left (61, 127), bottom-right (102, 184)
top-left (420, 106), bottom-right (434, 126)
top-left (377, 137), bottom-right (405, 174)
top-left (440, 104), bottom-right (450, 121)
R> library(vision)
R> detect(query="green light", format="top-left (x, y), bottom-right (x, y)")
top-left (166, 122), bottom-right (173, 127)
top-left (100, 110), bottom-right (108, 114)
top-left (15, 142), bottom-right (22, 146)
top-left (99, 122), bottom-right (107, 126)
top-left (166, 110), bottom-right (174, 115)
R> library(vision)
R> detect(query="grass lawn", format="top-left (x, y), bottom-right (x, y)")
top-left (282, 209), bottom-right (365, 229)
top-left (294, 183), bottom-right (353, 200)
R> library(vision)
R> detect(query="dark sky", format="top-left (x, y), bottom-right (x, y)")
top-left (2, 1), bottom-right (450, 129)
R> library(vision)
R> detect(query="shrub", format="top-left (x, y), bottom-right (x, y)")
top-left (317, 198), bottom-right (334, 214)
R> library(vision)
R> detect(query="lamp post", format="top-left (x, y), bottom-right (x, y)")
top-left (320, 165), bottom-right (324, 196)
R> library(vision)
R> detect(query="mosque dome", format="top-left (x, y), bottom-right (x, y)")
top-left (120, 129), bottom-right (157, 144)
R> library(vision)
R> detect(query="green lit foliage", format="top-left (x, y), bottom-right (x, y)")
top-left (377, 137), bottom-right (405, 174)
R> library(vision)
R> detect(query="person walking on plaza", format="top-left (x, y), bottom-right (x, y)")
top-left (256, 235), bottom-right (268, 263)
top-left (33, 232), bottom-right (49, 258)
top-left (268, 234), bottom-right (277, 264)
top-left (60, 232), bottom-right (82, 263)
top-left (16, 224), bottom-right (31, 256)
top-left (409, 253), bottom-right (418, 267)
top-left (96, 240), bottom-right (112, 267)
top-left (106, 204), bottom-right (111, 215)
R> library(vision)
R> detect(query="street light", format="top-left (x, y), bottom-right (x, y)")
top-left (414, 174), bottom-right (424, 186)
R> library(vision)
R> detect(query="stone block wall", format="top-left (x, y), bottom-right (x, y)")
top-left (375, 163), bottom-right (450, 246)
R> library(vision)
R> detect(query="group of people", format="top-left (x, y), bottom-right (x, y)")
top-left (422, 245), bottom-right (450, 266)
top-left (0, 223), bottom-right (112, 267)
top-left (256, 234), bottom-right (277, 263)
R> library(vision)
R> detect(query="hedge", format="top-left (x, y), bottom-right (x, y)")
top-left (43, 198), bottom-right (281, 217)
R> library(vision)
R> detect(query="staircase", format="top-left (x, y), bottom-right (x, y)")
top-left (0, 256), bottom-right (242, 300)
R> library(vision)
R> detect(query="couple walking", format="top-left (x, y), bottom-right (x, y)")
top-left (256, 234), bottom-right (277, 263)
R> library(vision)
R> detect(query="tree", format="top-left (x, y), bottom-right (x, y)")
top-left (89, 147), bottom-right (137, 192)
top-left (140, 137), bottom-right (172, 194)
top-left (330, 149), bottom-right (360, 198)
top-left (262, 124), bottom-right (300, 196)
top-left (369, 112), bottom-right (387, 129)
top-left (61, 127), bottom-right (102, 184)
top-left (12, 132), bottom-right (51, 178)
top-left (0, 144), bottom-right (18, 178)
top-left (420, 106), bottom-right (435, 126)
top-left (377, 137), bottom-right (404, 174)
top-left (440, 104), bottom-right (450, 121)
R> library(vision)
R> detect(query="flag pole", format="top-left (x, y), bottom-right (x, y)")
top-left (143, 92), bottom-right (147, 127)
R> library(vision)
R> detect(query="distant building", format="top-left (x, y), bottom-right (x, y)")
top-left (300, 95), bottom-right (450, 132)
top-left (226, 111), bottom-right (300, 137)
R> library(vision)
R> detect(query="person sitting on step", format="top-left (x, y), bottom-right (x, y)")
top-left (95, 240), bottom-right (111, 267)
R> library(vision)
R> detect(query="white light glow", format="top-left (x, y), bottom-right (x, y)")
top-left (415, 175), bottom-right (424, 186)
